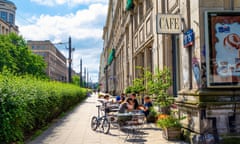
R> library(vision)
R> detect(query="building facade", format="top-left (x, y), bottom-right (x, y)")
top-left (100, 0), bottom-right (240, 142)
top-left (0, 0), bottom-right (18, 34)
top-left (28, 40), bottom-right (68, 82)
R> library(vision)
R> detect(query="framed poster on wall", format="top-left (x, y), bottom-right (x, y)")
top-left (205, 11), bottom-right (240, 87)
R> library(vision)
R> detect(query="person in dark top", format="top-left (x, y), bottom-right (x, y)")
top-left (140, 96), bottom-right (153, 117)
top-left (130, 93), bottom-right (139, 110)
top-left (119, 93), bottom-right (126, 104)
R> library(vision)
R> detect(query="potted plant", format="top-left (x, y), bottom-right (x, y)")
top-left (157, 113), bottom-right (183, 140)
top-left (145, 66), bottom-right (173, 114)
top-left (146, 107), bottom-right (158, 123)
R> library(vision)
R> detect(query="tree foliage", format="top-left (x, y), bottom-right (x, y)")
top-left (125, 66), bottom-right (173, 107)
top-left (0, 33), bottom-right (46, 77)
top-left (72, 75), bottom-right (80, 86)
top-left (145, 67), bottom-right (173, 107)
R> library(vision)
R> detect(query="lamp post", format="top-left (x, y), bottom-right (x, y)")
top-left (80, 58), bottom-right (82, 87)
top-left (68, 36), bottom-right (72, 83)
top-left (55, 36), bottom-right (73, 83)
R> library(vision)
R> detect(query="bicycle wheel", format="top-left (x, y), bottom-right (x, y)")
top-left (102, 118), bottom-right (110, 134)
top-left (91, 116), bottom-right (98, 131)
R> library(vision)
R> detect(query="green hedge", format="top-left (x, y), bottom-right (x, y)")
top-left (0, 73), bottom-right (87, 143)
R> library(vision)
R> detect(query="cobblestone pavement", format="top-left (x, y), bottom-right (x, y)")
top-left (26, 93), bottom-right (188, 144)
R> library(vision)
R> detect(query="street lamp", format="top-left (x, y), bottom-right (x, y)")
top-left (68, 36), bottom-right (72, 83)
top-left (56, 36), bottom-right (73, 83)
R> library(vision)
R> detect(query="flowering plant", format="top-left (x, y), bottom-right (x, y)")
top-left (157, 114), bottom-right (182, 128)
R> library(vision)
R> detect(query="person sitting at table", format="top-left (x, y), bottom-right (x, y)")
top-left (103, 95), bottom-right (110, 101)
top-left (119, 93), bottom-right (126, 104)
top-left (130, 93), bottom-right (139, 110)
top-left (101, 95), bottom-right (112, 113)
top-left (117, 97), bottom-right (134, 126)
top-left (139, 96), bottom-right (153, 117)
top-left (118, 97), bottom-right (134, 113)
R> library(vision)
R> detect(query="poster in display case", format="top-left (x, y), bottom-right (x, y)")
top-left (205, 11), bottom-right (240, 87)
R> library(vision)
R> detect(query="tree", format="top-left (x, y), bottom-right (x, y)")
top-left (126, 66), bottom-right (173, 113)
top-left (146, 67), bottom-right (173, 114)
top-left (0, 33), bottom-right (46, 77)
top-left (72, 75), bottom-right (80, 86)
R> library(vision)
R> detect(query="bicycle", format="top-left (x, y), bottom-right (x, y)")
top-left (91, 104), bottom-right (110, 134)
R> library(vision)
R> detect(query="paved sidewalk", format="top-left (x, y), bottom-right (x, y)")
top-left (26, 93), bottom-right (188, 144)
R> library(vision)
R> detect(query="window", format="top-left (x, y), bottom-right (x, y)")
top-left (41, 45), bottom-right (46, 50)
top-left (1, 11), bottom-right (7, 22)
top-left (139, 3), bottom-right (143, 23)
top-left (134, 12), bottom-right (138, 29)
top-left (146, 0), bottom-right (152, 12)
top-left (9, 13), bottom-right (14, 24)
top-left (35, 52), bottom-right (46, 57)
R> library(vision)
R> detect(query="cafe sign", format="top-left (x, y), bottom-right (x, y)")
top-left (156, 14), bottom-right (182, 34)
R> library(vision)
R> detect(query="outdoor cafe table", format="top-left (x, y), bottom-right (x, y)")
top-left (117, 111), bottom-right (146, 141)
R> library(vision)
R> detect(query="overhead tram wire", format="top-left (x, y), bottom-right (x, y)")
top-left (15, 13), bottom-right (36, 25)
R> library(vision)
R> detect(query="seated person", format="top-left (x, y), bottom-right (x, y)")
top-left (139, 96), bottom-right (153, 117)
top-left (118, 97), bottom-right (134, 125)
top-left (118, 97), bottom-right (134, 113)
top-left (116, 95), bottom-right (121, 103)
top-left (119, 93), bottom-right (126, 104)
top-left (130, 93), bottom-right (139, 110)
top-left (97, 95), bottom-right (112, 113)
top-left (104, 95), bottom-right (110, 101)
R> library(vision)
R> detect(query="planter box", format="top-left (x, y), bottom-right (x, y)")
top-left (162, 127), bottom-right (181, 140)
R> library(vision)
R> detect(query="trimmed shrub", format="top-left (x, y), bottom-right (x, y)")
top-left (0, 72), bottom-right (87, 143)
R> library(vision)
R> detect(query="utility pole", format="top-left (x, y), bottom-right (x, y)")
top-left (68, 36), bottom-right (72, 83)
top-left (87, 69), bottom-right (89, 88)
top-left (80, 58), bottom-right (82, 87)
top-left (84, 67), bottom-right (86, 87)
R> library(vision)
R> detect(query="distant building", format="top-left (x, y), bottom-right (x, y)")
top-left (0, 0), bottom-right (18, 34)
top-left (27, 40), bottom-right (68, 82)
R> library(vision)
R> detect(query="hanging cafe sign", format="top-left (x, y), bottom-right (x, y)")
top-left (156, 14), bottom-right (182, 34)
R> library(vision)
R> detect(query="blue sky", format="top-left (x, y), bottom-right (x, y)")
top-left (11, 0), bottom-right (109, 82)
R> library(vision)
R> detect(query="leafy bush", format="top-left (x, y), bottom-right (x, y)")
top-left (124, 86), bottom-right (132, 94)
top-left (146, 107), bottom-right (158, 123)
top-left (157, 114), bottom-right (182, 128)
top-left (0, 72), bottom-right (87, 143)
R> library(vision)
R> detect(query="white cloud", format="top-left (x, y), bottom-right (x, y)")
top-left (60, 47), bottom-right (101, 82)
top-left (19, 3), bottom-right (107, 42)
top-left (17, 3), bottom-right (108, 82)
top-left (31, 0), bottom-right (107, 7)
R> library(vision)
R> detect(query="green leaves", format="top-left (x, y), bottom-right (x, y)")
top-left (145, 67), bottom-right (173, 107)
top-left (157, 114), bottom-right (182, 128)
top-left (0, 33), bottom-right (46, 77)
top-left (125, 66), bottom-right (173, 108)
top-left (0, 73), bottom-right (87, 143)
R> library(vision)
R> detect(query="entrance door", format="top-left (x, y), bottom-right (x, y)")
top-left (172, 35), bottom-right (180, 97)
